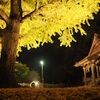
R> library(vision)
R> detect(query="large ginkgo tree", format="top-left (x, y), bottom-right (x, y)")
top-left (0, 0), bottom-right (100, 87)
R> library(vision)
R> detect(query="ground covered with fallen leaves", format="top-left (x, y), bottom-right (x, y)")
top-left (0, 86), bottom-right (100, 100)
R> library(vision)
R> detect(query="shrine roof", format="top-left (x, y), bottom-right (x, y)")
top-left (74, 33), bottom-right (100, 67)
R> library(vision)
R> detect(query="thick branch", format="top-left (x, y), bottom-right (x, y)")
top-left (22, 1), bottom-right (41, 22)
top-left (21, 0), bottom-right (61, 22)
top-left (22, 9), bottom-right (37, 22)
top-left (0, 9), bottom-right (10, 24)
top-left (10, 0), bottom-right (22, 20)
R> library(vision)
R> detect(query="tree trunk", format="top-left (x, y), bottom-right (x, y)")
top-left (0, 20), bottom-right (20, 88)
top-left (0, 0), bottom-right (22, 88)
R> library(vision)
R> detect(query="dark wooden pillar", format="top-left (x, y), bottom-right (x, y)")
top-left (99, 67), bottom-right (100, 76)
top-left (83, 67), bottom-right (87, 85)
top-left (91, 61), bottom-right (96, 85)
top-left (96, 65), bottom-right (99, 78)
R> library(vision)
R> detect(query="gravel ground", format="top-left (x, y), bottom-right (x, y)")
top-left (0, 86), bottom-right (100, 100)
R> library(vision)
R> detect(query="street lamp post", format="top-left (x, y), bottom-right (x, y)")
top-left (40, 61), bottom-right (44, 83)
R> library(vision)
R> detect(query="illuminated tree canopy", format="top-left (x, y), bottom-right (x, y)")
top-left (0, 0), bottom-right (100, 55)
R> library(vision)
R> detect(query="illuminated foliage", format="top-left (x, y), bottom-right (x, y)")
top-left (15, 62), bottom-right (30, 83)
top-left (15, 62), bottom-right (40, 83)
top-left (0, 0), bottom-right (100, 55)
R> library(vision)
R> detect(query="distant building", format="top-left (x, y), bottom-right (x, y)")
top-left (74, 33), bottom-right (100, 86)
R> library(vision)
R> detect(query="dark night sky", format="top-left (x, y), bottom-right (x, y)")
top-left (17, 11), bottom-right (100, 86)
